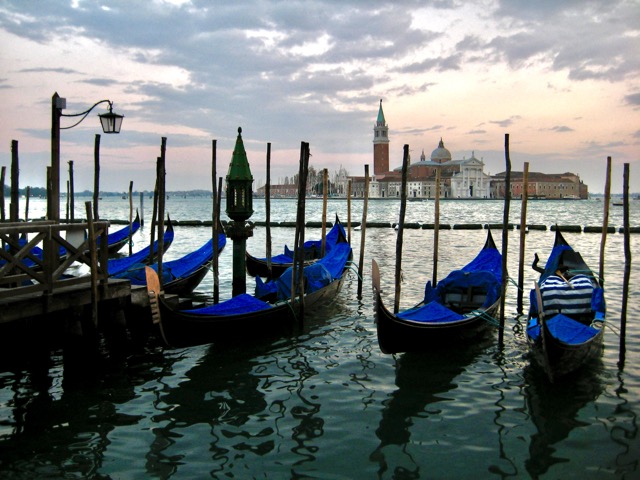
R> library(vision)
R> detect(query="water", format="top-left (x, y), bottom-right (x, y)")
top-left (0, 197), bottom-right (638, 479)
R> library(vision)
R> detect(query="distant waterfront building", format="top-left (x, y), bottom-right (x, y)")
top-left (491, 171), bottom-right (589, 199)
top-left (343, 101), bottom-right (589, 200)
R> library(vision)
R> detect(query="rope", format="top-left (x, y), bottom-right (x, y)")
top-left (470, 309), bottom-right (502, 329)
top-left (506, 275), bottom-right (523, 292)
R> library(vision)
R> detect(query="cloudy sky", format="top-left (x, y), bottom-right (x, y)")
top-left (0, 0), bottom-right (638, 194)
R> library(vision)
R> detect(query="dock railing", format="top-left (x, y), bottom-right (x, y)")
top-left (0, 220), bottom-right (110, 299)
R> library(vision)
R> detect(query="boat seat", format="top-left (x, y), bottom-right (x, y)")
top-left (540, 274), bottom-right (594, 317)
top-left (444, 286), bottom-right (486, 312)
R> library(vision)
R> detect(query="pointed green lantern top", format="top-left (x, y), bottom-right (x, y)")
top-left (376, 98), bottom-right (386, 126)
top-left (226, 127), bottom-right (254, 221)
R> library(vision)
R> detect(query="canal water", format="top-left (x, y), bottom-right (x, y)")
top-left (0, 196), bottom-right (638, 479)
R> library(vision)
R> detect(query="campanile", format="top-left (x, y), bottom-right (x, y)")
top-left (373, 99), bottom-right (389, 175)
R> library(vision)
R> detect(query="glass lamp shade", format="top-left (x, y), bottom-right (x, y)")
top-left (98, 111), bottom-right (124, 134)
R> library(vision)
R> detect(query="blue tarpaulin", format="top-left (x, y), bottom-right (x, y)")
top-left (396, 301), bottom-right (465, 323)
top-left (423, 246), bottom-right (502, 307)
top-left (256, 241), bottom-right (351, 301)
top-left (184, 293), bottom-right (272, 316)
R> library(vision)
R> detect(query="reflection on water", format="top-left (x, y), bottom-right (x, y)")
top-left (523, 360), bottom-right (605, 478)
top-left (0, 198), bottom-right (638, 478)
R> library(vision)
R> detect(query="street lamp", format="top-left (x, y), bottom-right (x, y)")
top-left (50, 92), bottom-right (124, 222)
top-left (225, 127), bottom-right (254, 297)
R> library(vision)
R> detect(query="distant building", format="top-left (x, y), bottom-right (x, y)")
top-left (344, 101), bottom-right (588, 200)
top-left (491, 171), bottom-right (589, 199)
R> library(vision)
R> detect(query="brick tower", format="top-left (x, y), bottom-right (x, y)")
top-left (373, 99), bottom-right (389, 175)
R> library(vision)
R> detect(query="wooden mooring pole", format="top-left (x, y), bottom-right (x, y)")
top-left (128, 181), bottom-right (133, 256)
top-left (212, 139), bottom-right (220, 303)
top-left (24, 186), bottom-right (30, 223)
top-left (432, 165), bottom-right (441, 287)
top-left (265, 142), bottom-right (272, 279)
top-left (157, 138), bottom-right (167, 287)
top-left (517, 162), bottom-right (529, 315)
top-left (68, 160), bottom-right (75, 221)
top-left (291, 141), bottom-right (310, 319)
top-left (347, 179), bottom-right (352, 245)
top-left (499, 133), bottom-right (512, 344)
top-left (599, 156), bottom-right (612, 285)
top-left (93, 134), bottom-right (100, 220)
top-left (619, 163), bottom-right (631, 365)
top-left (10, 140), bottom-right (19, 224)
top-left (321, 168), bottom-right (328, 257)
top-left (394, 145), bottom-right (409, 314)
top-left (148, 160), bottom-right (160, 265)
top-left (85, 201), bottom-right (99, 327)
top-left (357, 165), bottom-right (370, 298)
top-left (0, 166), bottom-right (5, 221)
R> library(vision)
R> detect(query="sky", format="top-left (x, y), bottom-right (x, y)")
top-left (0, 0), bottom-right (638, 194)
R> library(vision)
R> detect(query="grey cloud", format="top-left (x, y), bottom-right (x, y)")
top-left (549, 126), bottom-right (574, 133)
top-left (625, 93), bottom-right (640, 106)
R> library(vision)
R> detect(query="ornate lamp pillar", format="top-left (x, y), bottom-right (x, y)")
top-left (225, 127), bottom-right (254, 297)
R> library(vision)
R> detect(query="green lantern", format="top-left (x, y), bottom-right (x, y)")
top-left (225, 127), bottom-right (254, 221)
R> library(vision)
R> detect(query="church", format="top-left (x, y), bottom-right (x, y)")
top-left (348, 100), bottom-right (492, 199)
top-left (346, 100), bottom-right (589, 199)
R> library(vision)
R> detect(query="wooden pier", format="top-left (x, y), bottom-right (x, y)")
top-left (0, 220), bottom-right (137, 371)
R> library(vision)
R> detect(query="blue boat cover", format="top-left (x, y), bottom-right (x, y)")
top-left (114, 234), bottom-right (226, 285)
top-left (255, 241), bottom-right (351, 300)
top-left (423, 246), bottom-right (502, 307)
top-left (527, 313), bottom-right (600, 344)
top-left (396, 300), bottom-right (465, 323)
top-left (184, 293), bottom-right (272, 316)
top-left (257, 221), bottom-right (347, 264)
top-left (98, 216), bottom-right (141, 247)
top-left (108, 227), bottom-right (175, 276)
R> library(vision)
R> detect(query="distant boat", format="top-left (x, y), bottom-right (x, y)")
top-left (612, 201), bottom-right (623, 206)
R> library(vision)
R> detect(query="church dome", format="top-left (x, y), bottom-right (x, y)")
top-left (431, 138), bottom-right (451, 163)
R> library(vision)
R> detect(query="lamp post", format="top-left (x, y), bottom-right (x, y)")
top-left (50, 92), bottom-right (123, 222)
top-left (225, 127), bottom-right (254, 297)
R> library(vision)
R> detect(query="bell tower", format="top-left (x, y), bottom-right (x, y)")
top-left (373, 99), bottom-right (389, 175)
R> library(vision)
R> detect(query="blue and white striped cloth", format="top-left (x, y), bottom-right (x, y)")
top-left (540, 274), bottom-right (594, 316)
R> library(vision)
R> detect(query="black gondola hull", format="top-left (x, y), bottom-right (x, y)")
top-left (374, 293), bottom-right (500, 354)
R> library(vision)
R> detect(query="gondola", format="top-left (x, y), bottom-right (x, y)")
top-left (144, 235), bottom-right (352, 347)
top-left (108, 217), bottom-right (175, 276)
top-left (526, 228), bottom-right (605, 383)
top-left (101, 211), bottom-right (142, 255)
top-left (372, 229), bottom-right (502, 354)
top-left (245, 215), bottom-right (347, 279)
top-left (114, 231), bottom-right (227, 296)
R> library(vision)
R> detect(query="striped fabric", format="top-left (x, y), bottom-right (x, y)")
top-left (540, 274), bottom-right (594, 316)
